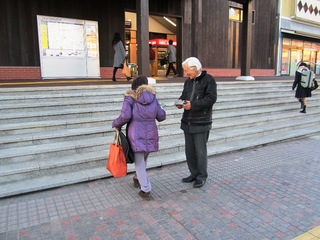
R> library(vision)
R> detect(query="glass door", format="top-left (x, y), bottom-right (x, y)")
top-left (316, 52), bottom-right (320, 75)
top-left (289, 50), bottom-right (302, 76)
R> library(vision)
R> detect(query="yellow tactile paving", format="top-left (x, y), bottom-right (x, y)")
top-left (292, 226), bottom-right (320, 240)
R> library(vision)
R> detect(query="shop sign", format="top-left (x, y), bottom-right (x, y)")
top-left (125, 21), bottom-right (131, 28)
top-left (149, 38), bottom-right (177, 47)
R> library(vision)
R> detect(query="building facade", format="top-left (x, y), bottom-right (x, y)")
top-left (278, 0), bottom-right (320, 76)
top-left (0, 0), bottom-right (277, 80)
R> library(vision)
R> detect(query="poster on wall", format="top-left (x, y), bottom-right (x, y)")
top-left (37, 15), bottom-right (100, 79)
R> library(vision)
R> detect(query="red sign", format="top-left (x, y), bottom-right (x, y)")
top-left (149, 39), bottom-right (177, 47)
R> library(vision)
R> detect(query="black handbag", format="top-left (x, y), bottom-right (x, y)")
top-left (311, 79), bottom-right (318, 91)
top-left (118, 129), bottom-right (134, 164)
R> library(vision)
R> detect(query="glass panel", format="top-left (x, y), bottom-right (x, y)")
top-left (290, 50), bottom-right (302, 75)
top-left (303, 50), bottom-right (311, 63)
top-left (283, 38), bottom-right (291, 46)
top-left (281, 49), bottom-right (289, 75)
top-left (292, 39), bottom-right (303, 48)
top-left (310, 51), bottom-right (316, 72)
top-left (229, 7), bottom-right (243, 22)
top-left (316, 52), bottom-right (320, 75)
top-left (304, 41), bottom-right (312, 48)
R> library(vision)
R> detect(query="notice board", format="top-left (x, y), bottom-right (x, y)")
top-left (37, 15), bottom-right (100, 79)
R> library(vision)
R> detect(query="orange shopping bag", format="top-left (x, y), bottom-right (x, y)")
top-left (122, 59), bottom-right (131, 78)
top-left (106, 130), bottom-right (127, 177)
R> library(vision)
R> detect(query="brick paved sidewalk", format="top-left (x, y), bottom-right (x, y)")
top-left (1, 134), bottom-right (320, 240)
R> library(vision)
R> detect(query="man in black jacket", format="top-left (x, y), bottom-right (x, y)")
top-left (176, 57), bottom-right (217, 188)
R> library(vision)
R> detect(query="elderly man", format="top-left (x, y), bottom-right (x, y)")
top-left (176, 57), bottom-right (217, 188)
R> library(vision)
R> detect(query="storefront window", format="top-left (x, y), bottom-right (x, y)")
top-left (280, 37), bottom-right (320, 75)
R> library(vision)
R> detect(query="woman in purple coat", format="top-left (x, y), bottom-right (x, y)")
top-left (112, 76), bottom-right (166, 200)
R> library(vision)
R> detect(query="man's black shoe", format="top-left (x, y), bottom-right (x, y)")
top-left (193, 180), bottom-right (205, 188)
top-left (182, 176), bottom-right (196, 183)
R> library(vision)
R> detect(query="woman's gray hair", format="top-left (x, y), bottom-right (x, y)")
top-left (182, 57), bottom-right (202, 71)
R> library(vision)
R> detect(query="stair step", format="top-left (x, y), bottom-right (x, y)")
top-left (1, 123), bottom-right (319, 198)
top-left (0, 80), bottom-right (319, 198)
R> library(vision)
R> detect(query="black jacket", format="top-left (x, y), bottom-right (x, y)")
top-left (293, 71), bottom-right (312, 98)
top-left (179, 70), bottom-right (217, 128)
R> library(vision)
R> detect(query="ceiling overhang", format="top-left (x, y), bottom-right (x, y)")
top-left (229, 0), bottom-right (250, 4)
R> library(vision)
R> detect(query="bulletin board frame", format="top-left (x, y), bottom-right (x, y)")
top-left (37, 15), bottom-right (100, 79)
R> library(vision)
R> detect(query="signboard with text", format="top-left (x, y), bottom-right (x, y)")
top-left (37, 15), bottom-right (100, 78)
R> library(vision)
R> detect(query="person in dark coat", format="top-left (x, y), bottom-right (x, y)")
top-left (165, 40), bottom-right (178, 78)
top-left (176, 57), bottom-right (217, 188)
top-left (112, 76), bottom-right (166, 200)
top-left (111, 32), bottom-right (131, 82)
top-left (292, 62), bottom-right (314, 113)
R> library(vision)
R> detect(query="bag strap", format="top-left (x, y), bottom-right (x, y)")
top-left (114, 130), bottom-right (121, 145)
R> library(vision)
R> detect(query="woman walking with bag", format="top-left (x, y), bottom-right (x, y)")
top-left (292, 62), bottom-right (317, 113)
top-left (112, 76), bottom-right (166, 200)
top-left (111, 32), bottom-right (131, 82)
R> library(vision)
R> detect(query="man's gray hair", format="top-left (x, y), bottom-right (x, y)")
top-left (182, 57), bottom-right (202, 71)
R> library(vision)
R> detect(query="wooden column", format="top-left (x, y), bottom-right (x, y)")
top-left (136, 0), bottom-right (149, 76)
top-left (240, 0), bottom-right (253, 77)
top-left (191, 0), bottom-right (203, 58)
top-left (176, 17), bottom-right (183, 77)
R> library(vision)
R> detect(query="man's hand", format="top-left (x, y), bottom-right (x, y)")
top-left (183, 100), bottom-right (191, 110)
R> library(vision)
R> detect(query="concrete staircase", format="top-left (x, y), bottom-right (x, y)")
top-left (0, 80), bottom-right (319, 198)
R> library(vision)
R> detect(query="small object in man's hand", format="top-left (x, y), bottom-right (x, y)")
top-left (174, 100), bottom-right (186, 106)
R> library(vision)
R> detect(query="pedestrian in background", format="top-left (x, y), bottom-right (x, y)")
top-left (149, 44), bottom-right (156, 77)
top-left (112, 76), bottom-right (166, 200)
top-left (165, 40), bottom-right (178, 78)
top-left (111, 32), bottom-right (131, 82)
top-left (292, 62), bottom-right (316, 113)
top-left (176, 57), bottom-right (217, 188)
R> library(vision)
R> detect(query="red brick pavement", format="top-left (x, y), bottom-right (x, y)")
top-left (0, 134), bottom-right (320, 239)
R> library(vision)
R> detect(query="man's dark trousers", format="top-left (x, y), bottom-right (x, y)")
top-left (184, 130), bottom-right (210, 181)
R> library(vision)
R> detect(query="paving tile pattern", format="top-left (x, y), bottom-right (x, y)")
top-left (0, 135), bottom-right (320, 239)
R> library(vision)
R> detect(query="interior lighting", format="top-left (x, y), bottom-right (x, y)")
top-left (163, 16), bottom-right (176, 27)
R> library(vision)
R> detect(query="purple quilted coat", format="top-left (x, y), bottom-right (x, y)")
top-left (112, 85), bottom-right (166, 153)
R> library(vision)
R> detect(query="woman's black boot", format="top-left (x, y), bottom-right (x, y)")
top-left (112, 68), bottom-right (117, 81)
top-left (300, 105), bottom-right (306, 113)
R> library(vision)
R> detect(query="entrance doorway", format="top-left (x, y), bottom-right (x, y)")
top-left (124, 11), bottom-right (178, 77)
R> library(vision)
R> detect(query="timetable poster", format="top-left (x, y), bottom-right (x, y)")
top-left (85, 24), bottom-right (99, 58)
